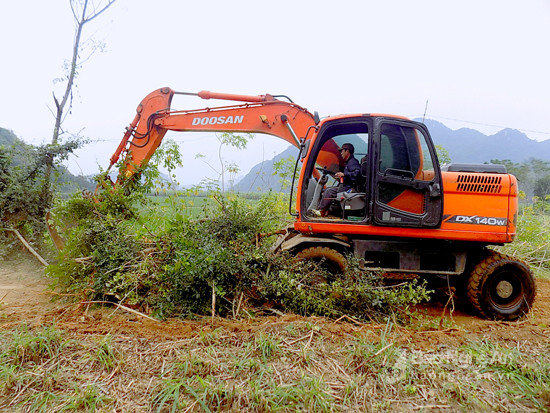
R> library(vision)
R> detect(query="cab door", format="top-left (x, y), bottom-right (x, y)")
top-left (371, 119), bottom-right (442, 228)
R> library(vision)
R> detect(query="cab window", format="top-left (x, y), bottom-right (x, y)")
top-left (379, 123), bottom-right (434, 180)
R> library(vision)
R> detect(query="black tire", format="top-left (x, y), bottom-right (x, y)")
top-left (467, 251), bottom-right (536, 320)
top-left (295, 246), bottom-right (347, 276)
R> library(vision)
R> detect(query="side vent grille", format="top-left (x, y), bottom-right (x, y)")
top-left (456, 174), bottom-right (503, 193)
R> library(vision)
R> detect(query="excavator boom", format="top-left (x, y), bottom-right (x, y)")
top-left (107, 87), bottom-right (317, 185)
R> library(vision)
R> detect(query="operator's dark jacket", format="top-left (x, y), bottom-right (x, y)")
top-left (319, 155), bottom-right (361, 211)
top-left (341, 155), bottom-right (361, 190)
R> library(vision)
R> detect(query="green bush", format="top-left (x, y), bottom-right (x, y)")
top-left (47, 188), bottom-right (431, 321)
top-left (257, 256), bottom-right (430, 321)
top-left (0, 139), bottom-right (81, 256)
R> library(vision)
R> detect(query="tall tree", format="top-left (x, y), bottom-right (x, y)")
top-left (43, 0), bottom-right (117, 201)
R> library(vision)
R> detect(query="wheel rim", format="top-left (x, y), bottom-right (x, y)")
top-left (486, 267), bottom-right (524, 313)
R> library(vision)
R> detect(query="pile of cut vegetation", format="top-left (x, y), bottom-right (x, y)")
top-left (47, 187), bottom-right (430, 322)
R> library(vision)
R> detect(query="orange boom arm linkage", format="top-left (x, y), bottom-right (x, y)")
top-left (107, 87), bottom-right (318, 184)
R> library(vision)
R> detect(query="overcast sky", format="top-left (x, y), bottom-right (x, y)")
top-left (1, 0), bottom-right (549, 185)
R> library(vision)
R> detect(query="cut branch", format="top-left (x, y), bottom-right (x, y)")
top-left (1, 228), bottom-right (48, 267)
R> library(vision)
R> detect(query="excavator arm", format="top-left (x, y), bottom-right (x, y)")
top-left (106, 87), bottom-right (319, 186)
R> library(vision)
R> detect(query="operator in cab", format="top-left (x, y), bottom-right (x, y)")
top-left (313, 143), bottom-right (361, 217)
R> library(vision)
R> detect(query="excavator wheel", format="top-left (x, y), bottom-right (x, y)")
top-left (466, 251), bottom-right (536, 320)
top-left (295, 246), bottom-right (347, 284)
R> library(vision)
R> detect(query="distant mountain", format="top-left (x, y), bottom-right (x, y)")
top-left (421, 119), bottom-right (550, 163)
top-left (234, 120), bottom-right (550, 193)
top-left (0, 128), bottom-right (17, 146)
top-left (233, 145), bottom-right (298, 193)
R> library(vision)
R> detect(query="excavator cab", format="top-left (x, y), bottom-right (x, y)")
top-left (303, 119), bottom-right (370, 219)
top-left (300, 116), bottom-right (443, 228)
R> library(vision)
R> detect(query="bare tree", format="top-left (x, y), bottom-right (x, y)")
top-left (44, 0), bottom-right (117, 198)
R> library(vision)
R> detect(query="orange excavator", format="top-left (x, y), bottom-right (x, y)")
top-left (100, 87), bottom-right (535, 320)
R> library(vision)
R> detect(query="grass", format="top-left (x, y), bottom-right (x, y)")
top-left (145, 193), bottom-right (264, 222)
top-left (254, 332), bottom-right (281, 361)
top-left (145, 194), bottom-right (218, 221)
top-left (499, 205), bottom-right (550, 278)
top-left (2, 324), bottom-right (66, 364)
top-left (90, 334), bottom-right (121, 370)
top-left (1, 318), bottom-right (549, 412)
